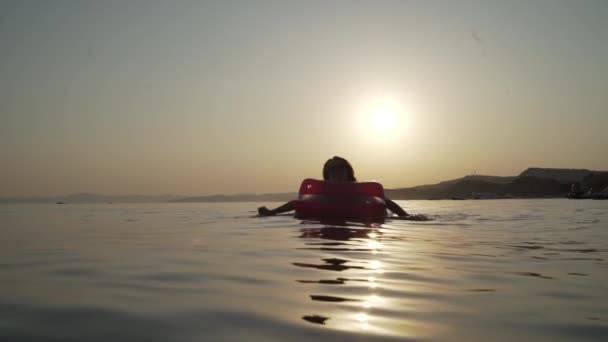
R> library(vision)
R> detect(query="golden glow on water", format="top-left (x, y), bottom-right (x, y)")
top-left (347, 231), bottom-right (389, 333)
top-left (367, 275), bottom-right (378, 288)
top-left (361, 294), bottom-right (382, 309)
top-left (367, 240), bottom-right (382, 249)
top-left (355, 312), bottom-right (371, 330)
top-left (369, 260), bottom-right (382, 269)
top-left (355, 312), bottom-right (368, 322)
top-left (4, 201), bottom-right (607, 341)
top-left (290, 210), bottom-right (606, 341)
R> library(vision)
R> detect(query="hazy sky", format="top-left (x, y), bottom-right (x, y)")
top-left (1, 0), bottom-right (607, 196)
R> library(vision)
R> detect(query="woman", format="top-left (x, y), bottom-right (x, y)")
top-left (258, 156), bottom-right (426, 220)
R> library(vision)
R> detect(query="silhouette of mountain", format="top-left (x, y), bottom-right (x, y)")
top-left (387, 169), bottom-right (606, 200)
top-left (385, 175), bottom-right (514, 199)
top-left (0, 194), bottom-right (180, 204)
top-left (505, 177), bottom-right (568, 198)
top-left (583, 172), bottom-right (608, 192)
top-left (2, 168), bottom-right (606, 203)
top-left (518, 168), bottom-right (591, 183)
top-left (172, 193), bottom-right (295, 203)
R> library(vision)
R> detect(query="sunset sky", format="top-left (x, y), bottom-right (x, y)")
top-left (1, 0), bottom-right (607, 196)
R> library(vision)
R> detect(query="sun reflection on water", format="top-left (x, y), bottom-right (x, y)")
top-left (356, 233), bottom-right (386, 332)
top-left (295, 225), bottom-right (393, 335)
top-left (361, 294), bottom-right (381, 309)
top-left (355, 312), bottom-right (371, 330)
top-left (369, 260), bottom-right (382, 269)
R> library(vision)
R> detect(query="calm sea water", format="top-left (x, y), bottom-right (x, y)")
top-left (1, 200), bottom-right (607, 341)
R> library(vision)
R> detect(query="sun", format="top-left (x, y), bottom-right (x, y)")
top-left (369, 106), bottom-right (396, 131)
top-left (358, 96), bottom-right (406, 142)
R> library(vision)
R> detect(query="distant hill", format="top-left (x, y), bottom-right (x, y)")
top-left (0, 192), bottom-right (294, 204)
top-left (505, 177), bottom-right (569, 197)
top-left (2, 167), bottom-right (606, 203)
top-left (0, 193), bottom-right (181, 204)
top-left (59, 193), bottom-right (183, 203)
top-left (386, 168), bottom-right (605, 200)
top-left (584, 172), bottom-right (608, 192)
top-left (172, 193), bottom-right (295, 203)
top-left (518, 168), bottom-right (591, 183)
top-left (434, 175), bottom-right (516, 186)
top-left (385, 175), bottom-right (515, 200)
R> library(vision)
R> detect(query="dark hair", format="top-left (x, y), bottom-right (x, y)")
top-left (323, 156), bottom-right (357, 182)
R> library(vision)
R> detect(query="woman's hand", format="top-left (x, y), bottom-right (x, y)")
top-left (404, 214), bottom-right (431, 221)
top-left (257, 206), bottom-right (273, 216)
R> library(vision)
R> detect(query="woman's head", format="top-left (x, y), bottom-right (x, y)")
top-left (323, 156), bottom-right (356, 182)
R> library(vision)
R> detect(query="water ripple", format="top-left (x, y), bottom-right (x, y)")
top-left (1, 201), bottom-right (607, 341)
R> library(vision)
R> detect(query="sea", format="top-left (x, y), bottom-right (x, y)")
top-left (1, 199), bottom-right (606, 341)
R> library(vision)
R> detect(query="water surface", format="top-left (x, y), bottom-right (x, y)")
top-left (1, 200), bottom-right (607, 341)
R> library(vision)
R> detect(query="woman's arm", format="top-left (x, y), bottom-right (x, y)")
top-left (385, 198), bottom-right (409, 217)
top-left (258, 200), bottom-right (296, 216)
top-left (386, 198), bottom-right (431, 221)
